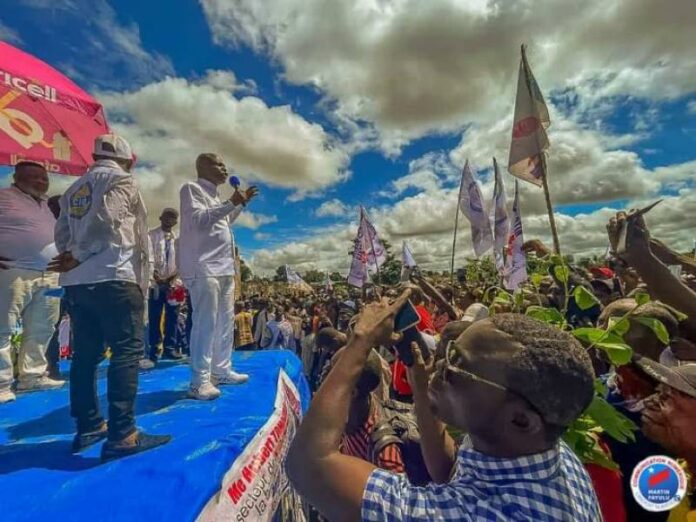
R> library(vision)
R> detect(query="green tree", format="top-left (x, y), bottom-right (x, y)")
top-left (239, 259), bottom-right (253, 282)
top-left (303, 269), bottom-right (324, 283)
top-left (330, 272), bottom-right (343, 282)
top-left (274, 266), bottom-right (286, 282)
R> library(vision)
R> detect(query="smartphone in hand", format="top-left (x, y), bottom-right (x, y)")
top-left (393, 300), bottom-right (431, 366)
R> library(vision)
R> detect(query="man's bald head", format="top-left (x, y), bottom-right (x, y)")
top-left (14, 162), bottom-right (49, 199)
top-left (196, 153), bottom-right (228, 186)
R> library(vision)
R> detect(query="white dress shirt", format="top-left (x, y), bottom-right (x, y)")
top-left (0, 186), bottom-right (57, 271)
top-left (55, 159), bottom-right (149, 290)
top-left (178, 178), bottom-right (242, 279)
top-left (149, 227), bottom-right (178, 281)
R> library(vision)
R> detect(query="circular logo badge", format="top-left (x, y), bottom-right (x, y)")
top-left (631, 455), bottom-right (687, 512)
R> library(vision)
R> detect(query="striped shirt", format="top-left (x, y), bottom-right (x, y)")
top-left (340, 403), bottom-right (405, 474)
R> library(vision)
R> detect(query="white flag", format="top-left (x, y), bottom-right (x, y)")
top-left (458, 161), bottom-right (493, 257)
top-left (503, 180), bottom-right (528, 290)
top-left (508, 46), bottom-right (550, 187)
top-left (347, 207), bottom-right (387, 288)
top-left (492, 158), bottom-right (510, 273)
top-left (402, 241), bottom-right (417, 268)
top-left (325, 272), bottom-right (334, 292)
top-left (285, 265), bottom-right (304, 285)
top-left (400, 241), bottom-right (417, 282)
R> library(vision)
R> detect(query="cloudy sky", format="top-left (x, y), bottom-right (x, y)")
top-left (1, 0), bottom-right (695, 275)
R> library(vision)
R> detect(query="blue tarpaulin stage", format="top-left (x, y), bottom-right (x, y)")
top-left (0, 351), bottom-right (310, 521)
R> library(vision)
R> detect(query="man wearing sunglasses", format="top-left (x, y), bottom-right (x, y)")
top-left (286, 290), bottom-right (601, 521)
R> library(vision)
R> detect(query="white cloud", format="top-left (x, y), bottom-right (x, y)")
top-left (688, 100), bottom-right (696, 115)
top-left (236, 212), bottom-right (278, 230)
top-left (98, 72), bottom-right (350, 223)
top-left (0, 20), bottom-right (22, 44)
top-left (202, 0), bottom-right (696, 145)
top-left (315, 198), bottom-right (350, 218)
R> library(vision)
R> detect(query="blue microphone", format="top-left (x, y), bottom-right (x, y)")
top-left (229, 175), bottom-right (241, 189)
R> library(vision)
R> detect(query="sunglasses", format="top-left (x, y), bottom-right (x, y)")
top-left (443, 340), bottom-right (508, 392)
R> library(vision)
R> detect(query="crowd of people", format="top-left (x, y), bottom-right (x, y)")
top-left (2, 131), bottom-right (696, 520)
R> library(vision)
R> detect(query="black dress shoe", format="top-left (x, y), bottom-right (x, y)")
top-left (101, 432), bottom-right (172, 463)
top-left (72, 425), bottom-right (108, 453)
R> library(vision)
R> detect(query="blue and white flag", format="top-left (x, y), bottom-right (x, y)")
top-left (492, 157), bottom-right (510, 273)
top-left (458, 160), bottom-right (493, 257)
top-left (347, 207), bottom-right (387, 288)
top-left (503, 180), bottom-right (528, 290)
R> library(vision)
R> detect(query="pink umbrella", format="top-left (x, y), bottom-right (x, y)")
top-left (0, 41), bottom-right (109, 175)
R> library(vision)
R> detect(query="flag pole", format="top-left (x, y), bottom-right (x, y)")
top-left (539, 153), bottom-right (561, 255)
top-left (520, 44), bottom-right (561, 255)
top-left (449, 166), bottom-right (465, 292)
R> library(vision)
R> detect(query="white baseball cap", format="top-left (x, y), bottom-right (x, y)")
top-left (460, 303), bottom-right (489, 323)
top-left (93, 133), bottom-right (133, 160)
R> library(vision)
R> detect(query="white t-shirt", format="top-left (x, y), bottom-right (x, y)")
top-left (0, 185), bottom-right (57, 271)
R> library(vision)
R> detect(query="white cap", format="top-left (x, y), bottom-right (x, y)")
top-left (461, 303), bottom-right (489, 323)
top-left (93, 133), bottom-right (133, 160)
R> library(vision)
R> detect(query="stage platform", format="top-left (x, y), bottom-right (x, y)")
top-left (0, 350), bottom-right (310, 521)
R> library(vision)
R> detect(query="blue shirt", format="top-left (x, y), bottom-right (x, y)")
top-left (362, 437), bottom-right (601, 521)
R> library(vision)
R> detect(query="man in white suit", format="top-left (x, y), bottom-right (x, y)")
top-left (179, 153), bottom-right (258, 400)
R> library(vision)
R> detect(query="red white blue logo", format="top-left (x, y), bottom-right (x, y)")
top-left (631, 456), bottom-right (687, 512)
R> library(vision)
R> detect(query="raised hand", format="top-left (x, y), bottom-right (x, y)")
top-left (47, 252), bottom-right (80, 273)
top-left (352, 289), bottom-right (411, 347)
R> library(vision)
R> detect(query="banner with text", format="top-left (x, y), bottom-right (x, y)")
top-left (198, 370), bottom-right (303, 522)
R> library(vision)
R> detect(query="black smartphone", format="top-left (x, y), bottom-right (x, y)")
top-left (393, 300), bottom-right (431, 367)
top-left (394, 299), bottom-right (420, 332)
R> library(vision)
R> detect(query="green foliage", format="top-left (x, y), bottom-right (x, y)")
top-left (330, 272), bottom-right (343, 282)
top-left (273, 265), bottom-right (287, 282)
top-left (633, 316), bottom-right (670, 345)
top-left (526, 305), bottom-right (565, 327)
top-left (239, 259), bottom-right (253, 282)
top-left (377, 239), bottom-right (403, 286)
top-left (464, 257), bottom-right (499, 289)
top-left (573, 285), bottom-right (600, 311)
top-left (302, 269), bottom-right (325, 283)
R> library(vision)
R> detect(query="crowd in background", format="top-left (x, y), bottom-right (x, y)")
top-left (2, 134), bottom-right (696, 519)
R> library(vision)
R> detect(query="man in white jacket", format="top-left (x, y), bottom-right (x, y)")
top-left (51, 134), bottom-right (170, 462)
top-left (179, 153), bottom-right (258, 400)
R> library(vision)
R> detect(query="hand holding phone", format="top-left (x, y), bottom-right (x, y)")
top-left (393, 299), bottom-right (432, 367)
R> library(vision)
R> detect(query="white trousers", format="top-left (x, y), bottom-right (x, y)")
top-left (186, 276), bottom-right (236, 386)
top-left (0, 269), bottom-right (60, 392)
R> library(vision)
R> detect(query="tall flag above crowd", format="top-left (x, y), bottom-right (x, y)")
top-left (508, 44), bottom-right (560, 254)
top-left (503, 180), bottom-right (528, 290)
top-left (457, 161), bottom-right (493, 257)
top-left (347, 207), bottom-right (387, 288)
top-left (325, 272), bottom-right (334, 293)
top-left (508, 46), bottom-right (550, 187)
top-left (491, 158), bottom-right (510, 273)
top-left (400, 241), bottom-right (417, 282)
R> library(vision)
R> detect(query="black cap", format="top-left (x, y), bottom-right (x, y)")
top-left (634, 356), bottom-right (696, 399)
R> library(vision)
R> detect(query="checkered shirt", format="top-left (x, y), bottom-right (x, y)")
top-left (362, 437), bottom-right (601, 521)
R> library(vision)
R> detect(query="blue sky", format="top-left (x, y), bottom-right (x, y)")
top-left (1, 0), bottom-right (695, 274)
